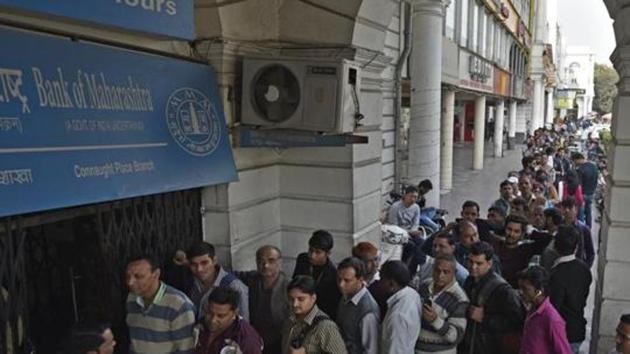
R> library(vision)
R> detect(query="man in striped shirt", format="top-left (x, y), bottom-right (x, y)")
top-left (125, 255), bottom-right (196, 354)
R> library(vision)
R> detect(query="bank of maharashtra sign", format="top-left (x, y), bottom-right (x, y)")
top-left (0, 0), bottom-right (193, 40)
top-left (0, 27), bottom-right (237, 218)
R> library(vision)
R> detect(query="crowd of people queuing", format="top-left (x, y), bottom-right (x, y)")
top-left (64, 126), bottom-right (630, 354)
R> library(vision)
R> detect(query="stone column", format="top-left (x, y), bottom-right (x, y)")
top-left (473, 95), bottom-right (486, 170)
top-left (532, 75), bottom-right (544, 132)
top-left (545, 89), bottom-right (554, 127)
top-left (408, 0), bottom-right (446, 207)
top-left (593, 2), bottom-right (630, 351)
top-left (494, 100), bottom-right (505, 157)
top-left (508, 100), bottom-right (517, 149)
top-left (441, 90), bottom-right (455, 191)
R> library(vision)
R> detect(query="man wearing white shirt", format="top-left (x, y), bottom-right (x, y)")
top-left (380, 260), bottom-right (422, 354)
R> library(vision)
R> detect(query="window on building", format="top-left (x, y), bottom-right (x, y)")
top-left (478, 6), bottom-right (486, 55)
top-left (445, 0), bottom-right (456, 40)
top-left (495, 25), bottom-right (501, 64)
top-left (470, 0), bottom-right (478, 50)
top-left (460, 0), bottom-right (468, 46)
top-left (487, 17), bottom-right (494, 60)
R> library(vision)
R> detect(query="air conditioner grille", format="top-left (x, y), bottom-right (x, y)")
top-left (251, 64), bottom-right (301, 123)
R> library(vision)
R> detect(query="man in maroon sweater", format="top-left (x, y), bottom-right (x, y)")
top-left (196, 288), bottom-right (263, 354)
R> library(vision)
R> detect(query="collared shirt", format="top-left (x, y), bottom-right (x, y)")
top-left (381, 286), bottom-right (422, 354)
top-left (189, 266), bottom-right (250, 321)
top-left (338, 287), bottom-right (379, 354)
top-left (520, 298), bottom-right (572, 354)
top-left (552, 254), bottom-right (576, 269)
top-left (281, 305), bottom-right (348, 354)
top-left (126, 282), bottom-right (196, 354)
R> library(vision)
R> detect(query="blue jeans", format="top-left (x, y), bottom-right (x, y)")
top-left (583, 194), bottom-right (593, 228)
top-left (570, 341), bottom-right (581, 354)
top-left (420, 208), bottom-right (440, 234)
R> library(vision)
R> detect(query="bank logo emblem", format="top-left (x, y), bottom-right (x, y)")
top-left (166, 87), bottom-right (221, 156)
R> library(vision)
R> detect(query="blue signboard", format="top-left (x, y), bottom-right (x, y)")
top-left (0, 0), bottom-right (194, 40)
top-left (0, 27), bottom-right (237, 218)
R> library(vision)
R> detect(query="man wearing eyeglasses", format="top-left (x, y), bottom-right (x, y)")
top-left (616, 314), bottom-right (630, 354)
top-left (235, 245), bottom-right (290, 354)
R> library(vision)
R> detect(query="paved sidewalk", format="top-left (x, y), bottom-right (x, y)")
top-left (439, 142), bottom-right (522, 220)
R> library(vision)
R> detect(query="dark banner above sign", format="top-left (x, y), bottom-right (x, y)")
top-left (0, 0), bottom-right (194, 40)
top-left (237, 127), bottom-right (368, 148)
top-left (0, 27), bottom-right (237, 218)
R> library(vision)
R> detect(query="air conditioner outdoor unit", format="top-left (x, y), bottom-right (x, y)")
top-left (241, 58), bottom-right (361, 134)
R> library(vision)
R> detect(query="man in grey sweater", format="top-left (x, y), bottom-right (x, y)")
top-left (336, 257), bottom-right (380, 354)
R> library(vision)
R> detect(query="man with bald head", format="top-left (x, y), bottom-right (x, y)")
top-left (455, 220), bottom-right (502, 275)
top-left (235, 245), bottom-right (289, 354)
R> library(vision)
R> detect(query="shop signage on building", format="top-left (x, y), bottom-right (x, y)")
top-left (458, 50), bottom-right (494, 93)
top-left (0, 0), bottom-right (194, 40)
top-left (494, 68), bottom-right (511, 96)
top-left (0, 27), bottom-right (237, 218)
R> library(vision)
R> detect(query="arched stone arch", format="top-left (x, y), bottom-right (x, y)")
top-left (195, 0), bottom-right (399, 52)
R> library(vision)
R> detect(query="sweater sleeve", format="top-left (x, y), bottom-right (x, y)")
top-left (430, 301), bottom-right (468, 345)
top-left (360, 313), bottom-right (380, 354)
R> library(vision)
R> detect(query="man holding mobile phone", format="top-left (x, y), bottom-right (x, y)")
top-left (416, 254), bottom-right (469, 354)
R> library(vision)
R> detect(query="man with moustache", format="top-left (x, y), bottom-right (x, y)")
top-left (235, 245), bottom-right (289, 354)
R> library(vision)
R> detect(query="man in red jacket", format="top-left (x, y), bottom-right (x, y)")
top-left (196, 288), bottom-right (263, 354)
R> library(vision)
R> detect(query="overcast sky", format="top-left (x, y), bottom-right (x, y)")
top-left (556, 0), bottom-right (615, 65)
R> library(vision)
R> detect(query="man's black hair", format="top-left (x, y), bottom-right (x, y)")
top-left (571, 152), bottom-right (585, 161)
top-left (544, 208), bottom-right (564, 226)
top-left (309, 230), bottom-right (334, 252)
top-left (380, 260), bottom-right (411, 287)
top-left (128, 254), bottom-right (160, 271)
top-left (621, 314), bottom-right (630, 325)
top-left (287, 275), bottom-right (317, 294)
top-left (64, 322), bottom-right (110, 354)
top-left (554, 225), bottom-right (580, 256)
top-left (500, 179), bottom-right (512, 188)
top-left (517, 266), bottom-right (549, 293)
top-left (337, 257), bottom-right (367, 279)
top-left (488, 205), bottom-right (507, 218)
top-left (435, 232), bottom-right (456, 246)
top-left (208, 287), bottom-right (240, 310)
top-left (505, 213), bottom-right (529, 231)
top-left (418, 179), bottom-right (433, 190)
top-left (433, 253), bottom-right (457, 272)
top-left (404, 185), bottom-right (419, 195)
top-left (187, 241), bottom-right (216, 259)
top-left (462, 200), bottom-right (480, 213)
top-left (469, 241), bottom-right (494, 262)
top-left (545, 146), bottom-right (555, 156)
top-left (511, 197), bottom-right (530, 212)
top-left (560, 196), bottom-right (577, 209)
